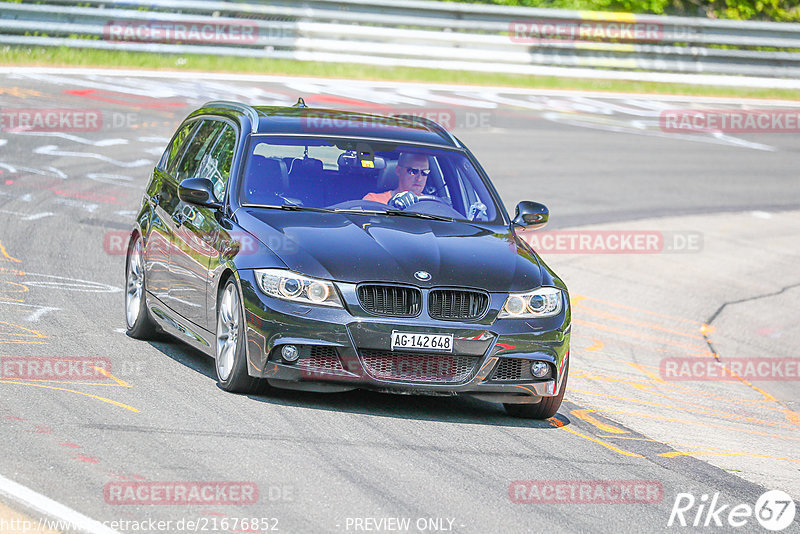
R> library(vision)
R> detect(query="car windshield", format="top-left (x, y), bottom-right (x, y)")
top-left (239, 136), bottom-right (503, 223)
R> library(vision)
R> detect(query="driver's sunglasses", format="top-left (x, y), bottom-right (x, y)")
top-left (402, 166), bottom-right (431, 177)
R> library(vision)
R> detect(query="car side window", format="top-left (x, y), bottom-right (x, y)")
top-left (160, 121), bottom-right (198, 171)
top-left (173, 120), bottom-right (226, 181)
top-left (197, 125), bottom-right (237, 202)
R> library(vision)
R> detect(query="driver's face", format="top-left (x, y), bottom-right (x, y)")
top-left (396, 156), bottom-right (429, 195)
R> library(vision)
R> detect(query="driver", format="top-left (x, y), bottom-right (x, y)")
top-left (362, 152), bottom-right (430, 208)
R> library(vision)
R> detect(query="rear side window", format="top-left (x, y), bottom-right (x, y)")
top-left (197, 125), bottom-right (237, 201)
top-left (161, 121), bottom-right (197, 171)
top-left (172, 120), bottom-right (226, 181)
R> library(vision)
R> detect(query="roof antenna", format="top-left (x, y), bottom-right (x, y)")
top-left (294, 97), bottom-right (307, 108)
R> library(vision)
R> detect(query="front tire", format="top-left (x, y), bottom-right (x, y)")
top-left (125, 234), bottom-right (157, 340)
top-left (504, 360), bottom-right (569, 419)
top-left (215, 277), bottom-right (262, 393)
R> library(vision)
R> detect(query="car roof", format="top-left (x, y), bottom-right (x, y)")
top-left (196, 100), bottom-right (461, 148)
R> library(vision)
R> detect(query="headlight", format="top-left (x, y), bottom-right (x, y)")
top-left (498, 287), bottom-right (562, 319)
top-left (254, 269), bottom-right (343, 308)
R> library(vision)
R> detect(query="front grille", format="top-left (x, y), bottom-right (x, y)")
top-left (358, 285), bottom-right (421, 317)
top-left (429, 289), bottom-right (489, 321)
top-left (360, 349), bottom-right (479, 383)
top-left (491, 358), bottom-right (527, 381)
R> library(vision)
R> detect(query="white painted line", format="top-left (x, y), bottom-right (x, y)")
top-left (11, 131), bottom-right (128, 147)
top-left (23, 212), bottom-right (55, 221)
top-left (0, 301), bottom-right (63, 322)
top-left (32, 145), bottom-right (151, 168)
top-left (2, 66), bottom-right (800, 105)
top-left (0, 209), bottom-right (55, 221)
top-left (0, 139), bottom-right (7, 147)
top-left (0, 473), bottom-right (120, 534)
top-left (24, 306), bottom-right (60, 322)
top-left (45, 166), bottom-right (67, 179)
top-left (22, 273), bottom-right (122, 293)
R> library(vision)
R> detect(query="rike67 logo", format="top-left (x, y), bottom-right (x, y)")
top-left (669, 490), bottom-right (796, 531)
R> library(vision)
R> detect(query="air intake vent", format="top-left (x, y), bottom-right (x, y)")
top-left (358, 285), bottom-right (421, 317)
top-left (429, 289), bottom-right (489, 321)
top-left (491, 358), bottom-right (527, 381)
top-left (360, 350), bottom-right (479, 383)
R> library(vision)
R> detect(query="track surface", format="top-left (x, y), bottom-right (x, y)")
top-left (0, 68), bottom-right (798, 533)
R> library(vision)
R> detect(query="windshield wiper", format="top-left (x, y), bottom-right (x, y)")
top-left (245, 204), bottom-right (334, 213)
top-left (383, 210), bottom-right (454, 222)
top-left (332, 208), bottom-right (453, 221)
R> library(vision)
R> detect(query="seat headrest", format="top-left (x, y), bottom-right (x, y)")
top-left (377, 159), bottom-right (399, 191)
top-left (290, 157), bottom-right (323, 174)
top-left (245, 156), bottom-right (288, 203)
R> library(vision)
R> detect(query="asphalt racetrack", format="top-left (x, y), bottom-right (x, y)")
top-left (0, 68), bottom-right (798, 533)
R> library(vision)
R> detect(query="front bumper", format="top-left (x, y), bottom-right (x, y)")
top-left (238, 271), bottom-right (570, 404)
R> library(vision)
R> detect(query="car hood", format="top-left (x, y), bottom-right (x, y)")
top-left (236, 209), bottom-right (543, 292)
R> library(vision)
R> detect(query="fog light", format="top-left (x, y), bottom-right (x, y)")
top-left (530, 361), bottom-right (550, 378)
top-left (281, 345), bottom-right (299, 363)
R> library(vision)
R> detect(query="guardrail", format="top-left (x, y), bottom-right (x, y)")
top-left (1, 0), bottom-right (799, 80)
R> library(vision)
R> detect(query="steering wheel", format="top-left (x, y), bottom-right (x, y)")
top-left (415, 194), bottom-right (451, 205)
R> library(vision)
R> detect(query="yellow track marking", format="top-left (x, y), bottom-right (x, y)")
top-left (548, 417), bottom-right (642, 458)
top-left (585, 339), bottom-right (604, 352)
top-left (0, 281), bottom-right (28, 294)
top-left (599, 435), bottom-right (800, 464)
top-left (571, 409), bottom-right (627, 434)
top-left (625, 361), bottom-right (666, 384)
top-left (573, 319), bottom-right (709, 354)
top-left (0, 322), bottom-right (47, 343)
top-left (569, 388), bottom-right (798, 430)
top-left (92, 366), bottom-right (132, 387)
top-left (0, 380), bottom-right (138, 412)
top-left (573, 294), bottom-right (704, 326)
top-left (576, 306), bottom-right (706, 341)
top-left (0, 241), bottom-right (21, 263)
top-left (584, 408), bottom-right (800, 442)
top-left (659, 451), bottom-right (800, 463)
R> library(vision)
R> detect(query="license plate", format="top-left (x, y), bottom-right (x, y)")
top-left (391, 331), bottom-right (453, 352)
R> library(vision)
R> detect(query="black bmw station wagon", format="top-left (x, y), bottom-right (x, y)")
top-left (125, 100), bottom-right (571, 419)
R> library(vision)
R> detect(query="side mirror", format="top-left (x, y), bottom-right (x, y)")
top-left (513, 201), bottom-right (549, 229)
top-left (178, 178), bottom-right (221, 209)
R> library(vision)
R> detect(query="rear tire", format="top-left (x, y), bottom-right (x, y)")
top-left (125, 233), bottom-right (157, 340)
top-left (215, 277), bottom-right (263, 394)
top-left (504, 360), bottom-right (569, 419)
